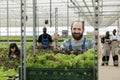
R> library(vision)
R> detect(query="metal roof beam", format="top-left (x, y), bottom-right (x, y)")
top-left (70, 0), bottom-right (93, 26)
top-left (82, 0), bottom-right (94, 21)
top-left (74, 14), bottom-right (120, 16)
top-left (74, 11), bottom-right (120, 13)
top-left (104, 13), bottom-right (120, 27)
top-left (69, 4), bottom-right (120, 8)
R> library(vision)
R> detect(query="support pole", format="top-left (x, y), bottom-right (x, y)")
top-left (0, 11), bottom-right (2, 40)
top-left (117, 18), bottom-right (120, 35)
top-left (33, 0), bottom-right (37, 54)
top-left (78, 13), bottom-right (80, 21)
top-left (7, 0), bottom-right (9, 42)
top-left (54, 8), bottom-right (58, 48)
top-left (67, 0), bottom-right (69, 35)
top-left (94, 0), bottom-right (99, 80)
top-left (20, 0), bottom-right (26, 80)
top-left (50, 0), bottom-right (52, 27)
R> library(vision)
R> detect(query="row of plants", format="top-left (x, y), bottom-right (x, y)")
top-left (26, 49), bottom-right (96, 68)
top-left (0, 44), bottom-right (33, 80)
top-left (0, 36), bottom-right (95, 80)
top-left (0, 35), bottom-right (93, 40)
top-left (25, 48), bottom-right (97, 80)
top-left (0, 47), bottom-right (19, 80)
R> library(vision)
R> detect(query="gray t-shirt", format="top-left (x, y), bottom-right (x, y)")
top-left (61, 37), bottom-right (94, 51)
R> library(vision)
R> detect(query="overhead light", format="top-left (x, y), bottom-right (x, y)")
top-left (70, 0), bottom-right (73, 2)
top-left (95, 14), bottom-right (98, 17)
top-left (95, 0), bottom-right (98, 2)
top-left (95, 6), bottom-right (98, 10)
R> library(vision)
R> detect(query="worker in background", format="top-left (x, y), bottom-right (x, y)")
top-left (60, 20), bottom-right (94, 53)
top-left (8, 43), bottom-right (20, 58)
top-left (110, 29), bottom-right (119, 66)
top-left (38, 27), bottom-right (53, 49)
top-left (101, 31), bottom-right (111, 66)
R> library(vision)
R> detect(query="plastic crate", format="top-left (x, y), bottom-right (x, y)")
top-left (19, 67), bottom-right (97, 80)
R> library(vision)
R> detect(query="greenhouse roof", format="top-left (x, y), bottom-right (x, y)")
top-left (0, 0), bottom-right (120, 27)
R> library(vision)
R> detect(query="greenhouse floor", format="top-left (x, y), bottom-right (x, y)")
top-left (98, 54), bottom-right (120, 80)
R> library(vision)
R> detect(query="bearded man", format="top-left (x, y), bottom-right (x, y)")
top-left (61, 20), bottom-right (94, 52)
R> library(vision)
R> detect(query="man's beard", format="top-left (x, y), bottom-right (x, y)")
top-left (72, 32), bottom-right (83, 40)
top-left (43, 31), bottom-right (46, 34)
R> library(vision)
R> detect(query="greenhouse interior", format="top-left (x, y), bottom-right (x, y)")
top-left (0, 0), bottom-right (120, 80)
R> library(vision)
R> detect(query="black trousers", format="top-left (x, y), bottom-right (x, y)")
top-left (113, 55), bottom-right (118, 62)
top-left (102, 56), bottom-right (109, 62)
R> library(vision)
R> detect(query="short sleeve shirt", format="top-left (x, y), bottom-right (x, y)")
top-left (38, 33), bottom-right (53, 43)
top-left (61, 37), bottom-right (94, 51)
top-left (110, 35), bottom-right (120, 41)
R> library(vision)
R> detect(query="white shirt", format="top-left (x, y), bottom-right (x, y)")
top-left (110, 34), bottom-right (120, 41)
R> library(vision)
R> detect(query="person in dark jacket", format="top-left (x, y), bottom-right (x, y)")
top-left (8, 43), bottom-right (20, 58)
top-left (38, 27), bottom-right (53, 49)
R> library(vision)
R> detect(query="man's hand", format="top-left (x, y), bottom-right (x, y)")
top-left (42, 45), bottom-right (49, 48)
top-left (52, 33), bottom-right (59, 40)
top-left (37, 45), bottom-right (42, 49)
top-left (38, 45), bottom-right (52, 49)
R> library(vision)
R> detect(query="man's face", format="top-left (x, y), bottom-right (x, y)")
top-left (113, 30), bottom-right (116, 35)
top-left (106, 31), bottom-right (109, 36)
top-left (43, 28), bottom-right (47, 33)
top-left (71, 22), bottom-right (84, 40)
